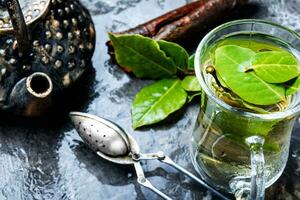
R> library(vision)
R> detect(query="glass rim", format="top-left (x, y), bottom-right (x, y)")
top-left (194, 19), bottom-right (300, 120)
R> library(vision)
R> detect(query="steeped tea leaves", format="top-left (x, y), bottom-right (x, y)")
top-left (286, 76), bottom-right (300, 96)
top-left (214, 110), bottom-right (279, 151)
top-left (252, 51), bottom-right (299, 83)
top-left (215, 45), bottom-right (286, 105)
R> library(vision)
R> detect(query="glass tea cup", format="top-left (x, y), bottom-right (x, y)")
top-left (191, 19), bottom-right (300, 199)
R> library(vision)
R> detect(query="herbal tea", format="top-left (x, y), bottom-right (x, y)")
top-left (207, 35), bottom-right (300, 113)
top-left (193, 33), bottom-right (300, 191)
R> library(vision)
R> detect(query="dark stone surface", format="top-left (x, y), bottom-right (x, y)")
top-left (0, 0), bottom-right (299, 199)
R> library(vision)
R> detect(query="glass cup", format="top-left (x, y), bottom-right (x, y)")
top-left (191, 19), bottom-right (300, 199)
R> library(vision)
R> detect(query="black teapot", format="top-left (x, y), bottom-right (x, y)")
top-left (0, 0), bottom-right (95, 116)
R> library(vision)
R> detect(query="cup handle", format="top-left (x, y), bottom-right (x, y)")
top-left (246, 136), bottom-right (266, 200)
top-left (234, 136), bottom-right (266, 200)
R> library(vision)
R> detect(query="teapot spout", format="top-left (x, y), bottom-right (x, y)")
top-left (7, 72), bottom-right (53, 116)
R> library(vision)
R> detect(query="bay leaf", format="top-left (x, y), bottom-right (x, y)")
top-left (109, 33), bottom-right (177, 79)
top-left (211, 77), bottom-right (270, 114)
top-left (251, 51), bottom-right (299, 83)
top-left (214, 110), bottom-right (276, 137)
top-left (215, 45), bottom-right (285, 105)
top-left (181, 76), bottom-right (201, 92)
top-left (218, 90), bottom-right (271, 114)
top-left (188, 54), bottom-right (195, 69)
top-left (132, 79), bottom-right (187, 129)
top-left (157, 40), bottom-right (189, 70)
top-left (214, 111), bottom-right (279, 152)
top-left (286, 76), bottom-right (300, 96)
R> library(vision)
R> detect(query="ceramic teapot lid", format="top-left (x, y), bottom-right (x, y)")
top-left (0, 0), bottom-right (50, 33)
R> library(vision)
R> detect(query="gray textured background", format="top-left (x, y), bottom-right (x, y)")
top-left (0, 0), bottom-right (299, 199)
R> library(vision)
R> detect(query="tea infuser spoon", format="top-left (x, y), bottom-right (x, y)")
top-left (69, 112), bottom-right (229, 200)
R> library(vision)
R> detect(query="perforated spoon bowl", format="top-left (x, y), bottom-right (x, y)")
top-left (69, 112), bottom-right (229, 200)
top-left (70, 112), bottom-right (171, 199)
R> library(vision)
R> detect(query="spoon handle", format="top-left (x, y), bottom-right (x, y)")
top-left (133, 162), bottom-right (172, 200)
top-left (160, 156), bottom-right (230, 200)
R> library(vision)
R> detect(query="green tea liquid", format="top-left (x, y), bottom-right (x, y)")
top-left (192, 33), bottom-right (300, 191)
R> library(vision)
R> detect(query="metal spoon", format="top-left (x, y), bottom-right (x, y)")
top-left (69, 112), bottom-right (229, 200)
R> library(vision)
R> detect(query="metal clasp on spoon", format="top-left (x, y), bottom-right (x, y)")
top-left (69, 112), bottom-right (229, 200)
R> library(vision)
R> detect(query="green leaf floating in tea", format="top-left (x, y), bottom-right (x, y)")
top-left (286, 76), bottom-right (300, 96)
top-left (251, 51), bottom-right (300, 83)
top-left (181, 76), bottom-right (201, 92)
top-left (214, 45), bottom-right (285, 105)
top-left (132, 79), bottom-right (187, 129)
top-left (109, 33), bottom-right (177, 79)
top-left (157, 40), bottom-right (189, 71)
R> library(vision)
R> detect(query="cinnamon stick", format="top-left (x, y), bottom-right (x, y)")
top-left (107, 0), bottom-right (248, 74)
top-left (110, 0), bottom-right (247, 40)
